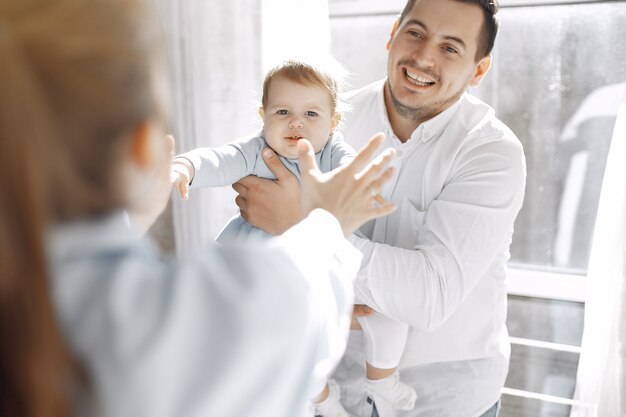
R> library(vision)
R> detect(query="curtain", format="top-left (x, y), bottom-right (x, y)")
top-left (152, 1), bottom-right (263, 254)
top-left (570, 84), bottom-right (626, 416)
top-left (151, 0), bottom-right (331, 255)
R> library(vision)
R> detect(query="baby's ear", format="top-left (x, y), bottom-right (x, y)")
top-left (258, 106), bottom-right (265, 119)
top-left (331, 113), bottom-right (341, 131)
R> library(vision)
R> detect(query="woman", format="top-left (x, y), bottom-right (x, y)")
top-left (0, 0), bottom-right (395, 416)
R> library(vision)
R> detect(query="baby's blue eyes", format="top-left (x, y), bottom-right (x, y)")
top-left (275, 110), bottom-right (319, 117)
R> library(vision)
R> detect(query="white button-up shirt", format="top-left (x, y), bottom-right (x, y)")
top-left (333, 80), bottom-right (526, 417)
top-left (49, 210), bottom-right (361, 417)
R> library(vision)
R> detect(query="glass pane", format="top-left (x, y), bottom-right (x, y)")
top-left (507, 296), bottom-right (584, 345)
top-left (330, 15), bottom-right (392, 89)
top-left (504, 296), bottom-right (583, 415)
top-left (501, 396), bottom-right (571, 417)
top-left (473, 2), bottom-right (626, 273)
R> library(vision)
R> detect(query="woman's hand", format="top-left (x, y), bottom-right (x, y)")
top-left (297, 132), bottom-right (396, 236)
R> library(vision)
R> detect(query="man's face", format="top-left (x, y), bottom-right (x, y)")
top-left (385, 0), bottom-right (491, 121)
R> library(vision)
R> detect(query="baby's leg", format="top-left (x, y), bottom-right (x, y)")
top-left (357, 312), bottom-right (416, 410)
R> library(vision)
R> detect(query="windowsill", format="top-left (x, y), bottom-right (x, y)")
top-left (507, 266), bottom-right (586, 302)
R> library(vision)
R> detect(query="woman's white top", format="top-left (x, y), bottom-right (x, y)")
top-left (48, 209), bottom-right (361, 417)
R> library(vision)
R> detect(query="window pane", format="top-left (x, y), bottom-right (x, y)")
top-left (474, 2), bottom-right (626, 273)
top-left (504, 296), bottom-right (584, 416)
top-left (501, 396), bottom-right (571, 417)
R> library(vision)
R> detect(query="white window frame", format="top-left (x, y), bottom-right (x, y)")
top-left (507, 267), bottom-right (586, 302)
top-left (329, 0), bottom-right (614, 18)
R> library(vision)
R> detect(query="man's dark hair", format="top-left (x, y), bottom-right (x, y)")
top-left (398, 0), bottom-right (500, 61)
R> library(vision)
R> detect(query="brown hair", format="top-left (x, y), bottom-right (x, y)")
top-left (0, 0), bottom-right (163, 415)
top-left (261, 59), bottom-right (347, 122)
top-left (398, 0), bottom-right (500, 60)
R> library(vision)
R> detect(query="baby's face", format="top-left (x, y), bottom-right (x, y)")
top-left (261, 76), bottom-right (337, 159)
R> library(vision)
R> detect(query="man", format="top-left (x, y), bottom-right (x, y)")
top-left (233, 0), bottom-right (526, 416)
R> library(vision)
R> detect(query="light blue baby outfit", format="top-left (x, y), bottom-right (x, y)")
top-left (177, 130), bottom-right (355, 244)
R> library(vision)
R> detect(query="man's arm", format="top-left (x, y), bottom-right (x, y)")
top-left (350, 137), bottom-right (526, 331)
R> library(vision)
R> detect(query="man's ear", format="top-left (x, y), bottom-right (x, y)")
top-left (130, 121), bottom-right (152, 168)
top-left (386, 18), bottom-right (400, 51)
top-left (469, 54), bottom-right (492, 87)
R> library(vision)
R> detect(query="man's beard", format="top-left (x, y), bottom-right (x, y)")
top-left (386, 77), bottom-right (466, 123)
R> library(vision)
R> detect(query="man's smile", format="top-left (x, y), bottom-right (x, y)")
top-left (403, 68), bottom-right (436, 87)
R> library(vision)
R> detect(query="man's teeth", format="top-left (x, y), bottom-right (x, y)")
top-left (405, 70), bottom-right (435, 86)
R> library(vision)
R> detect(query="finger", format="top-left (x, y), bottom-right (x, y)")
top-left (262, 147), bottom-right (295, 182)
top-left (234, 194), bottom-right (248, 211)
top-left (232, 181), bottom-right (249, 197)
top-left (178, 181), bottom-right (189, 200)
top-left (342, 132), bottom-right (386, 175)
top-left (350, 317), bottom-right (363, 330)
top-left (372, 194), bottom-right (386, 206)
top-left (296, 139), bottom-right (319, 177)
top-left (353, 304), bottom-right (374, 317)
top-left (365, 166), bottom-right (396, 197)
top-left (367, 201), bottom-right (397, 218)
top-left (356, 147), bottom-right (396, 185)
top-left (236, 175), bottom-right (267, 190)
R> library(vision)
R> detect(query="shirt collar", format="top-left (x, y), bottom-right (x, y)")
top-left (375, 80), bottom-right (464, 144)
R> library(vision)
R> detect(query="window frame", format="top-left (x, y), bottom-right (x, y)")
top-left (328, 0), bottom-right (612, 18)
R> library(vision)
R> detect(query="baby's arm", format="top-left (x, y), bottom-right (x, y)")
top-left (170, 136), bottom-right (264, 200)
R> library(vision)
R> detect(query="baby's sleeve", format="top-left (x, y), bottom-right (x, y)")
top-left (177, 135), bottom-right (265, 188)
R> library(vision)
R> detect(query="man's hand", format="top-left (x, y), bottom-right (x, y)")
top-left (232, 148), bottom-right (304, 235)
top-left (351, 304), bottom-right (374, 330)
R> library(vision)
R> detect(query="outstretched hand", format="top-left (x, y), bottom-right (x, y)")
top-left (297, 133), bottom-right (396, 236)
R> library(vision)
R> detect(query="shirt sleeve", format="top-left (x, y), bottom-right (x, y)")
top-left (176, 136), bottom-right (264, 187)
top-left (53, 209), bottom-right (361, 417)
top-left (349, 136), bottom-right (526, 331)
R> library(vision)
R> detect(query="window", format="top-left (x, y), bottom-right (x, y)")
top-left (328, 1), bottom-right (626, 415)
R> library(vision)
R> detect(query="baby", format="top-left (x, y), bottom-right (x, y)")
top-left (171, 58), bottom-right (416, 416)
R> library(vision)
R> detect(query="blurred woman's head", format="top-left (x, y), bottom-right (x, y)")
top-left (0, 0), bottom-right (167, 223)
top-left (0, 0), bottom-right (166, 415)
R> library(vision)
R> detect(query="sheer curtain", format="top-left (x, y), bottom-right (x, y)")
top-left (152, 0), bottom-right (331, 255)
top-left (571, 85), bottom-right (626, 417)
top-left (153, 1), bottom-right (262, 254)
